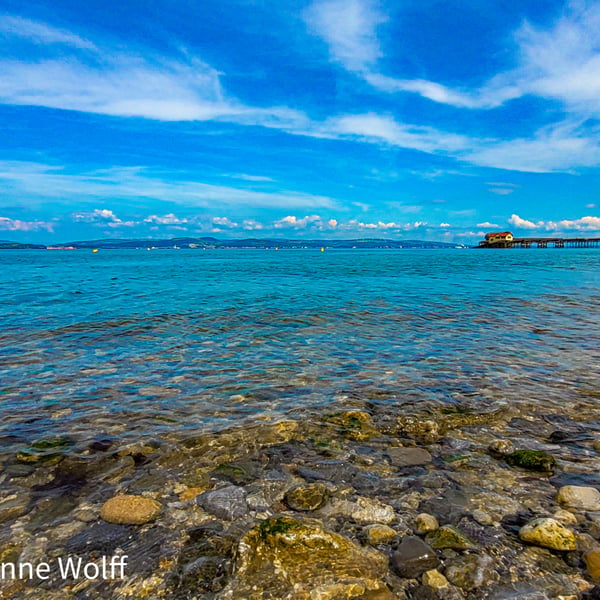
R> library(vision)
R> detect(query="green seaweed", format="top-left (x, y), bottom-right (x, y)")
top-left (505, 449), bottom-right (556, 472)
top-left (259, 517), bottom-right (301, 538)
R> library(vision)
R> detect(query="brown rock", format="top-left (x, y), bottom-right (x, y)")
top-left (100, 494), bottom-right (161, 525)
top-left (584, 549), bottom-right (600, 579)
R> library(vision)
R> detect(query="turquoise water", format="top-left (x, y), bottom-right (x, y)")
top-left (1, 248), bottom-right (599, 452)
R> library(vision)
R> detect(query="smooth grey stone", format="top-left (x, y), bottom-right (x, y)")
top-left (197, 485), bottom-right (248, 520)
top-left (387, 447), bottom-right (432, 468)
top-left (390, 535), bottom-right (439, 578)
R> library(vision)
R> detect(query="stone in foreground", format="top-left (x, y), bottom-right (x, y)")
top-left (556, 485), bottom-right (600, 511)
top-left (100, 494), bottom-right (161, 525)
top-left (218, 516), bottom-right (388, 599)
top-left (518, 517), bottom-right (577, 551)
top-left (390, 535), bottom-right (440, 578)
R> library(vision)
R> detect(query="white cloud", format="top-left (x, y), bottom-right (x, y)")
top-left (508, 214), bottom-right (537, 229)
top-left (227, 174), bottom-right (275, 182)
top-left (543, 215), bottom-right (600, 231)
top-left (0, 216), bottom-right (54, 232)
top-left (0, 15), bottom-right (95, 49)
top-left (274, 215), bottom-right (322, 228)
top-left (344, 219), bottom-right (426, 231)
top-left (242, 219), bottom-right (264, 230)
top-left (72, 208), bottom-right (135, 227)
top-left (477, 221), bottom-right (500, 228)
top-left (508, 213), bottom-right (600, 232)
top-left (144, 213), bottom-right (188, 225)
top-left (488, 187), bottom-right (516, 195)
top-left (304, 0), bottom-right (385, 72)
top-left (212, 216), bottom-right (238, 227)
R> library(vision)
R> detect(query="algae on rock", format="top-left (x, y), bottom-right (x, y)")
top-left (218, 516), bottom-right (389, 599)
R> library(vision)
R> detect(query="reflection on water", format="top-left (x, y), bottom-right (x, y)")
top-left (1, 248), bottom-right (599, 456)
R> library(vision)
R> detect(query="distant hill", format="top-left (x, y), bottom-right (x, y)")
top-left (0, 241), bottom-right (46, 249)
top-left (63, 237), bottom-right (462, 249)
top-left (0, 237), bottom-right (465, 250)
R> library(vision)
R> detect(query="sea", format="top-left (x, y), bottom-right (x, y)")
top-left (1, 248), bottom-right (600, 456)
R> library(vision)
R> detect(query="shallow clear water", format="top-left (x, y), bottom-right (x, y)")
top-left (1, 248), bottom-right (599, 453)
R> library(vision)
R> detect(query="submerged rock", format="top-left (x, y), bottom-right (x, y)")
top-left (100, 494), bottom-right (161, 525)
top-left (414, 513), bottom-right (439, 535)
top-left (518, 517), bottom-right (577, 551)
top-left (585, 549), bottom-right (600, 579)
top-left (422, 569), bottom-right (449, 589)
top-left (325, 410), bottom-right (379, 441)
top-left (391, 536), bottom-right (439, 578)
top-left (284, 483), bottom-right (329, 511)
top-left (444, 554), bottom-right (498, 591)
top-left (197, 485), bottom-right (248, 521)
top-left (396, 416), bottom-right (444, 444)
top-left (363, 524), bottom-right (396, 545)
top-left (387, 447), bottom-right (432, 468)
top-left (505, 450), bottom-right (556, 472)
top-left (425, 525), bottom-right (477, 551)
top-left (556, 485), bottom-right (600, 511)
top-left (488, 439), bottom-right (515, 456)
top-left (219, 516), bottom-right (388, 599)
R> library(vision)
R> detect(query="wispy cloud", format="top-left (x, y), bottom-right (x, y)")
top-left (0, 15), bottom-right (96, 49)
top-left (477, 221), bottom-right (500, 228)
top-left (305, 0), bottom-right (600, 122)
top-left (0, 161), bottom-right (337, 209)
top-left (304, 0), bottom-right (385, 72)
top-left (0, 215), bottom-right (54, 232)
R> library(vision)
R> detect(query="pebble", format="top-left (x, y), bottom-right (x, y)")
top-left (363, 524), bottom-right (396, 545)
top-left (414, 513), bottom-right (439, 535)
top-left (553, 509), bottom-right (577, 525)
top-left (422, 569), bottom-right (449, 589)
top-left (557, 485), bottom-right (600, 511)
top-left (518, 517), bottom-right (577, 551)
top-left (488, 439), bottom-right (515, 456)
top-left (100, 494), bottom-right (161, 525)
top-left (390, 536), bottom-right (440, 578)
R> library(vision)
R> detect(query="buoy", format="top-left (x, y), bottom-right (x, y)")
top-left (275, 247), bottom-right (279, 251)
top-left (92, 248), bottom-right (99, 253)
top-left (320, 247), bottom-right (325, 252)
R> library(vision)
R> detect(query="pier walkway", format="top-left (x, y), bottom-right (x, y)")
top-left (478, 237), bottom-right (600, 248)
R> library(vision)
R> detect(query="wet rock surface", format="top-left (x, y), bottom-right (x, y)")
top-left (391, 536), bottom-right (440, 578)
top-left (0, 402), bottom-right (599, 599)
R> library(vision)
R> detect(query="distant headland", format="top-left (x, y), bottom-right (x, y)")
top-left (0, 237), bottom-right (465, 250)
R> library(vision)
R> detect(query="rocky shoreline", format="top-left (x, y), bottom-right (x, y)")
top-left (1, 397), bottom-right (599, 599)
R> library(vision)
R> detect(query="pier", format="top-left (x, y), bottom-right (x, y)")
top-left (478, 231), bottom-right (600, 248)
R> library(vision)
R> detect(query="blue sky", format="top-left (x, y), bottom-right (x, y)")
top-left (1, 0), bottom-right (600, 242)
